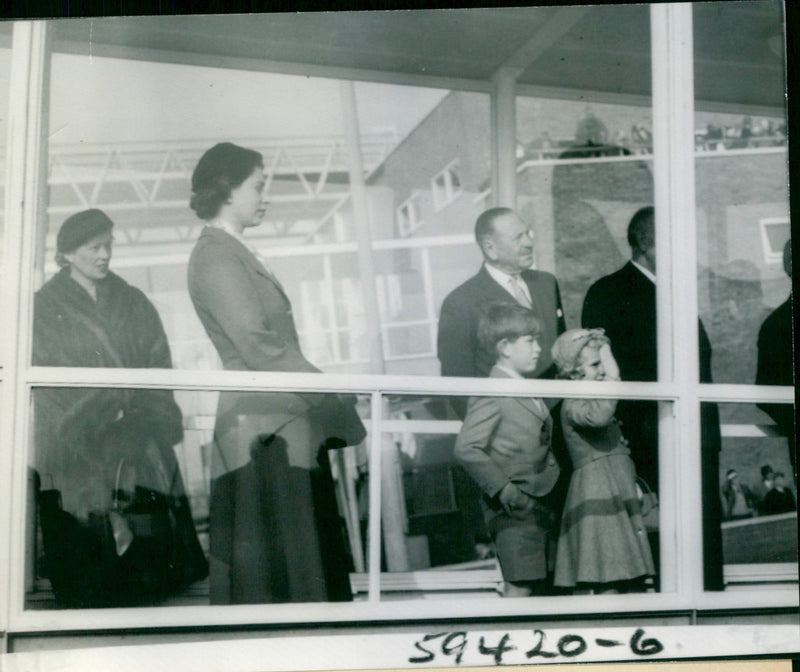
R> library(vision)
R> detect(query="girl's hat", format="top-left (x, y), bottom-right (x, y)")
top-left (551, 328), bottom-right (608, 377)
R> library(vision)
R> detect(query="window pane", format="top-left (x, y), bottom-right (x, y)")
top-left (516, 4), bottom-right (656, 387)
top-left (379, 394), bottom-right (663, 599)
top-left (716, 402), bottom-right (797, 589)
top-left (28, 387), bottom-right (366, 609)
top-left (693, 0), bottom-right (791, 386)
top-left (0, 32), bottom-right (11, 368)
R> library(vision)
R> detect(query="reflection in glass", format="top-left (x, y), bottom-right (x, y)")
top-left (30, 386), bottom-right (207, 609)
top-left (716, 402), bottom-right (797, 588)
top-left (378, 394), bottom-right (662, 599)
top-left (515, 97), bottom-right (654, 332)
top-left (693, 1), bottom-right (790, 386)
top-left (28, 388), bottom-right (366, 609)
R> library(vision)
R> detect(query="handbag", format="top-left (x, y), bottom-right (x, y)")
top-left (636, 476), bottom-right (659, 533)
top-left (36, 421), bottom-right (208, 608)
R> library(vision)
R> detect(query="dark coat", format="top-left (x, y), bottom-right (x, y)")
top-left (755, 295), bottom-right (795, 473)
top-left (33, 268), bottom-right (184, 506)
top-left (437, 265), bottom-right (566, 417)
top-left (582, 261), bottom-right (656, 382)
top-left (32, 268), bottom-right (207, 606)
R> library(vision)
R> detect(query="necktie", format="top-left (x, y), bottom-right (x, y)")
top-left (509, 274), bottom-right (532, 309)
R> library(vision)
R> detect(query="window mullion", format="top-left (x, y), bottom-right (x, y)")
top-left (652, 3), bottom-right (702, 600)
top-left (367, 392), bottom-right (384, 601)
top-left (1, 20), bottom-right (51, 633)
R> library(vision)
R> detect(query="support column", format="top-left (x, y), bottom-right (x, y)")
top-left (340, 80), bottom-right (386, 374)
top-left (490, 67), bottom-right (519, 209)
top-left (651, 2), bottom-right (698, 596)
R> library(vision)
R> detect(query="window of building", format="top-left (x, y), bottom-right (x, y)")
top-left (397, 193), bottom-right (423, 237)
top-left (431, 160), bottom-right (462, 212)
top-left (760, 217), bottom-right (791, 264)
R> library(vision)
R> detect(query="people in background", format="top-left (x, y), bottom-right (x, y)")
top-left (756, 239), bottom-right (795, 475)
top-left (187, 142), bottom-right (360, 605)
top-left (437, 207), bottom-right (566, 418)
top-left (762, 472), bottom-right (796, 515)
top-left (581, 206), bottom-right (724, 590)
top-left (753, 464), bottom-right (775, 515)
top-left (454, 302), bottom-right (561, 597)
top-left (551, 328), bottom-right (654, 594)
top-left (32, 208), bottom-right (207, 607)
top-left (721, 469), bottom-right (756, 521)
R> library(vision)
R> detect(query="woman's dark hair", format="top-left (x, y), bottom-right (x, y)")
top-left (190, 142), bottom-right (264, 221)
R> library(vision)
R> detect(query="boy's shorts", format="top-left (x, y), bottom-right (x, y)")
top-left (484, 494), bottom-right (557, 583)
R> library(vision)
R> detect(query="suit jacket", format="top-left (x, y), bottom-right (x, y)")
top-left (454, 366), bottom-right (560, 500)
top-left (188, 226), bottom-right (322, 469)
top-left (438, 265), bottom-right (566, 416)
top-left (582, 261), bottom-right (656, 382)
top-left (188, 226), bottom-right (319, 375)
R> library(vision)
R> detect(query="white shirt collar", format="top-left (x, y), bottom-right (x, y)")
top-left (484, 263), bottom-right (532, 300)
top-left (631, 258), bottom-right (656, 284)
top-left (484, 262), bottom-right (518, 286)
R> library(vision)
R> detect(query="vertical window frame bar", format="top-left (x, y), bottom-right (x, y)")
top-left (652, 3), bottom-right (703, 599)
top-left (2, 20), bottom-right (51, 629)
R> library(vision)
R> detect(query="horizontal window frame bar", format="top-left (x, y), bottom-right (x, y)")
top-left (23, 368), bottom-right (793, 403)
top-left (24, 366), bottom-right (685, 400)
top-left (11, 585), bottom-right (798, 633)
top-left (695, 384), bottom-right (794, 404)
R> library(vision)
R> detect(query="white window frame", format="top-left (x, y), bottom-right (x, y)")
top-left (0, 6), bottom-right (796, 637)
top-left (759, 216), bottom-right (791, 264)
top-left (396, 191), bottom-right (423, 237)
top-left (431, 159), bottom-right (462, 212)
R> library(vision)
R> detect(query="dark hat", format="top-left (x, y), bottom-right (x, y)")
top-left (56, 209), bottom-right (114, 254)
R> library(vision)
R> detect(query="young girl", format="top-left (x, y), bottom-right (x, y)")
top-left (551, 328), bottom-right (654, 593)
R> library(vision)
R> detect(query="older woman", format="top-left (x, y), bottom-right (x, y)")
top-left (32, 208), bottom-right (207, 608)
top-left (188, 142), bottom-right (359, 605)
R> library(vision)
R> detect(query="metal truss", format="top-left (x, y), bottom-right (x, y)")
top-left (14, 132), bottom-right (398, 244)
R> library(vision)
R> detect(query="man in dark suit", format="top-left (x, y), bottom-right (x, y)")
top-left (437, 207), bottom-right (567, 417)
top-left (581, 206), bottom-right (724, 591)
top-left (755, 240), bottom-right (795, 475)
top-left (582, 206), bottom-right (659, 487)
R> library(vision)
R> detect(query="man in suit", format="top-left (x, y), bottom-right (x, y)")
top-left (437, 207), bottom-right (567, 418)
top-left (581, 206), bottom-right (724, 590)
top-left (755, 240), bottom-right (795, 475)
top-left (581, 207), bottom-right (659, 487)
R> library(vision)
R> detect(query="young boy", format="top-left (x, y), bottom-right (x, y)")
top-left (454, 301), bottom-right (561, 597)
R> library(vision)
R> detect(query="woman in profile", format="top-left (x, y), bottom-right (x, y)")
top-left (33, 208), bottom-right (207, 607)
top-left (188, 142), bottom-right (357, 604)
